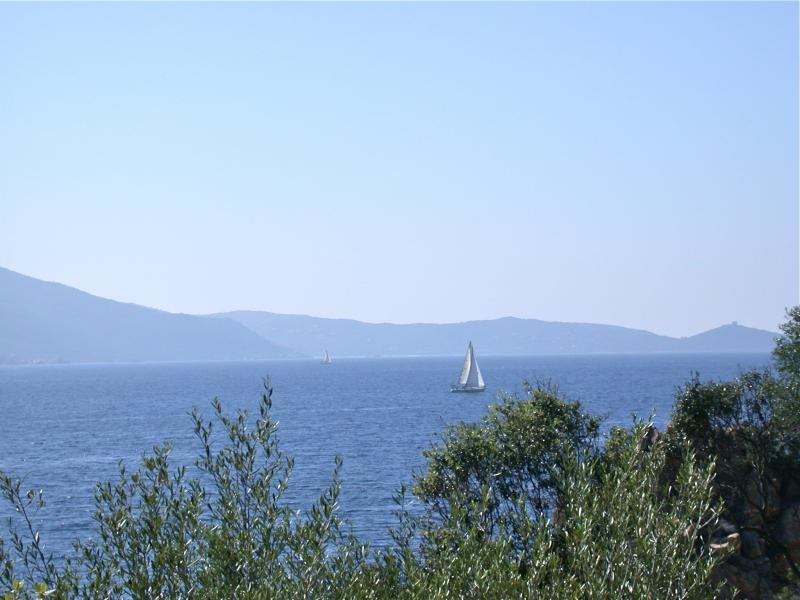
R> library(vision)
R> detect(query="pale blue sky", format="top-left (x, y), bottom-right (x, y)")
top-left (1, 2), bottom-right (797, 337)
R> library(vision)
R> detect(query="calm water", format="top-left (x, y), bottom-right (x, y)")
top-left (0, 353), bottom-right (769, 558)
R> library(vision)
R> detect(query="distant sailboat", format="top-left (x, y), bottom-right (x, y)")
top-left (450, 341), bottom-right (485, 392)
top-left (321, 349), bottom-right (333, 365)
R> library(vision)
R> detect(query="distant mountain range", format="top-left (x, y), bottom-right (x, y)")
top-left (0, 267), bottom-right (292, 364)
top-left (0, 266), bottom-right (779, 365)
top-left (214, 311), bottom-right (778, 358)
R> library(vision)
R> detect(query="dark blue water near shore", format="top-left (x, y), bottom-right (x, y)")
top-left (0, 353), bottom-right (769, 559)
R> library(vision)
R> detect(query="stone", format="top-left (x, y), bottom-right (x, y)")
top-left (776, 502), bottom-right (800, 564)
top-left (739, 530), bottom-right (765, 559)
top-left (742, 476), bottom-right (782, 521)
top-left (720, 559), bottom-right (760, 598)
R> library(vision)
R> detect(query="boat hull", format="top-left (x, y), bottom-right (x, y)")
top-left (450, 386), bottom-right (486, 393)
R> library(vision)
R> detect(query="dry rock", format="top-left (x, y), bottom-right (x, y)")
top-left (776, 502), bottom-right (800, 564)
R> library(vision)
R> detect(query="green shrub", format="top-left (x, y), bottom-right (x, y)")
top-left (775, 306), bottom-right (800, 384)
top-left (659, 307), bottom-right (800, 595)
top-left (413, 383), bottom-right (601, 555)
top-left (774, 306), bottom-right (800, 437)
top-left (669, 376), bottom-right (800, 551)
top-left (377, 421), bottom-right (723, 600)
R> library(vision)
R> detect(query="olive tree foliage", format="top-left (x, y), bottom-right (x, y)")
top-left (413, 383), bottom-right (601, 551)
top-left (774, 306), bottom-right (800, 384)
top-left (774, 305), bottom-right (800, 434)
top-left (408, 384), bottom-right (723, 599)
top-left (386, 423), bottom-right (723, 600)
top-left (538, 429), bottom-right (723, 599)
top-left (0, 474), bottom-right (61, 598)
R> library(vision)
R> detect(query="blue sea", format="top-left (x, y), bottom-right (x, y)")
top-left (0, 353), bottom-right (769, 559)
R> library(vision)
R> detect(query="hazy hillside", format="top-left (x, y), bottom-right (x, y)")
top-left (678, 322), bottom-right (777, 353)
top-left (0, 267), bottom-right (293, 364)
top-left (0, 267), bottom-right (777, 364)
top-left (215, 311), bottom-right (777, 358)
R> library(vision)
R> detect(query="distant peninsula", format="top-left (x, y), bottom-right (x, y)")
top-left (0, 267), bottom-right (778, 365)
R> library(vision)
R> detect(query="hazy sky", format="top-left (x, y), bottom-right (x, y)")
top-left (1, 2), bottom-right (797, 337)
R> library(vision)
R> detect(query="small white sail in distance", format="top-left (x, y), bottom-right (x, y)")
top-left (452, 341), bottom-right (485, 392)
top-left (321, 349), bottom-right (333, 364)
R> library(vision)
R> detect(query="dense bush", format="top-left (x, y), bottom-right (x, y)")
top-left (774, 306), bottom-right (800, 437)
top-left (658, 309), bottom-right (800, 598)
top-left (413, 383), bottom-right (601, 554)
top-left (775, 306), bottom-right (800, 385)
top-left (399, 421), bottom-right (722, 599)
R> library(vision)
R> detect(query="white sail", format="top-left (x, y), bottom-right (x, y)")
top-left (467, 346), bottom-right (484, 388)
top-left (458, 343), bottom-right (473, 385)
top-left (455, 342), bottom-right (485, 390)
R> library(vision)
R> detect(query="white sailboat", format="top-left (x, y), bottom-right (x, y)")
top-left (321, 349), bottom-right (333, 365)
top-left (451, 341), bottom-right (485, 393)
